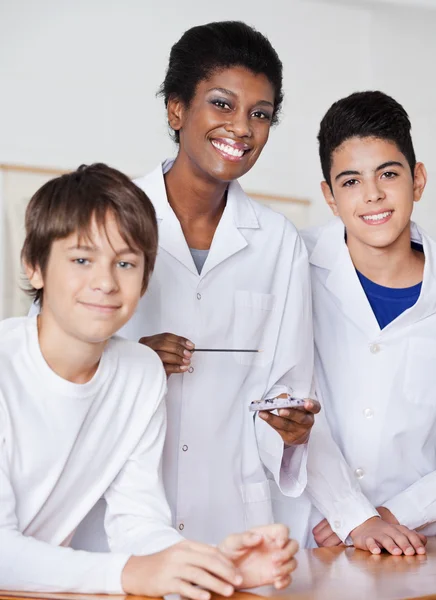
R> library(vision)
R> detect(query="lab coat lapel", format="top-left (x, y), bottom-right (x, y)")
top-left (384, 223), bottom-right (436, 332)
top-left (200, 181), bottom-right (259, 278)
top-left (310, 218), bottom-right (380, 338)
top-left (135, 162), bottom-right (199, 276)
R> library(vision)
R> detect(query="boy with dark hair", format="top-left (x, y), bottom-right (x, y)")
top-left (0, 164), bottom-right (298, 595)
top-left (297, 91), bottom-right (434, 552)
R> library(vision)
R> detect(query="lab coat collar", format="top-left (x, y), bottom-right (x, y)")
top-left (136, 160), bottom-right (259, 277)
top-left (308, 217), bottom-right (436, 337)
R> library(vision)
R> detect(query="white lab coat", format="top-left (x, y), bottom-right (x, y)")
top-left (293, 218), bottom-right (436, 543)
top-left (116, 160), bottom-right (314, 545)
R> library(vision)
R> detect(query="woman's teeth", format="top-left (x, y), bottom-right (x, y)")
top-left (211, 140), bottom-right (245, 158)
top-left (362, 211), bottom-right (392, 222)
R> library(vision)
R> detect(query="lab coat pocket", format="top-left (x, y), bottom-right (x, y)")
top-left (241, 480), bottom-right (274, 529)
top-left (404, 338), bottom-right (436, 408)
top-left (233, 291), bottom-right (275, 366)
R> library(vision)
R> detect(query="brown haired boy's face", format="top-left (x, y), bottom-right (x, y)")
top-left (27, 212), bottom-right (145, 345)
top-left (321, 136), bottom-right (427, 253)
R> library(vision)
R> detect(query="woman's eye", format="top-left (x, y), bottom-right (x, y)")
top-left (212, 99), bottom-right (231, 110)
top-left (252, 110), bottom-right (271, 120)
top-left (73, 258), bottom-right (89, 265)
top-left (343, 179), bottom-right (359, 187)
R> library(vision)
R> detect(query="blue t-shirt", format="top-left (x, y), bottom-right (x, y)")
top-left (356, 245), bottom-right (423, 329)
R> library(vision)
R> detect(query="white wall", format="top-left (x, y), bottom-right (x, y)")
top-left (0, 0), bottom-right (435, 229)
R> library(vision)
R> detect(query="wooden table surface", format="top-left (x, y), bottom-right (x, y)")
top-left (2, 537), bottom-right (436, 600)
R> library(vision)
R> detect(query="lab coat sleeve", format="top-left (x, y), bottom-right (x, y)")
top-left (104, 375), bottom-right (184, 555)
top-left (0, 410), bottom-right (129, 593)
top-left (255, 230), bottom-right (313, 498)
top-left (303, 397), bottom-right (379, 542)
top-left (382, 471), bottom-right (436, 531)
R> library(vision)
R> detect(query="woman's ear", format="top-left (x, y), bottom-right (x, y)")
top-left (167, 96), bottom-right (186, 134)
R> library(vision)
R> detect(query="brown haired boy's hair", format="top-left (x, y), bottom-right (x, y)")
top-left (21, 163), bottom-right (158, 305)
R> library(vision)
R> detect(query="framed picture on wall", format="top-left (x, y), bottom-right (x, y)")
top-left (0, 164), bottom-right (64, 320)
top-left (246, 190), bottom-right (310, 229)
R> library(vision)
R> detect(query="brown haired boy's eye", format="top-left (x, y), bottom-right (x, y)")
top-left (118, 261), bottom-right (134, 269)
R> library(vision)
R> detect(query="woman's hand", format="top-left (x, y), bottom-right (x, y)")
top-left (139, 333), bottom-right (194, 377)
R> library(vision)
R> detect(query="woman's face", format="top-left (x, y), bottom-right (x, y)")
top-left (169, 66), bottom-right (276, 183)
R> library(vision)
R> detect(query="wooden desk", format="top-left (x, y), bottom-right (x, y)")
top-left (2, 538), bottom-right (436, 600)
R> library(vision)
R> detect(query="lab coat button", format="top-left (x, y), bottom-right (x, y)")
top-left (370, 343), bottom-right (380, 354)
top-left (188, 367), bottom-right (194, 373)
top-left (178, 523), bottom-right (184, 531)
top-left (182, 445), bottom-right (188, 451)
top-left (334, 520), bottom-right (341, 529)
top-left (363, 408), bottom-right (374, 418)
top-left (354, 468), bottom-right (365, 479)
top-left (197, 293), bottom-right (201, 300)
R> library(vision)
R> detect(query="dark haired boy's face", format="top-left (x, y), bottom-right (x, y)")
top-left (28, 213), bottom-right (145, 346)
top-left (168, 66), bottom-right (275, 182)
top-left (322, 136), bottom-right (426, 252)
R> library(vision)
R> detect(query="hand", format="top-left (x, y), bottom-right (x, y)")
top-left (121, 540), bottom-right (242, 600)
top-left (350, 516), bottom-right (427, 556)
top-left (139, 332), bottom-right (194, 377)
top-left (258, 398), bottom-right (321, 445)
top-left (219, 524), bottom-right (298, 590)
top-left (312, 518), bottom-right (343, 548)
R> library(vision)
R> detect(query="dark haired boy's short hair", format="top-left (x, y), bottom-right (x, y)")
top-left (318, 91), bottom-right (416, 189)
top-left (21, 163), bottom-right (158, 305)
top-left (159, 20), bottom-right (283, 143)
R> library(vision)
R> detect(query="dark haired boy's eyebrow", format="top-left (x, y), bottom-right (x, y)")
top-left (375, 161), bottom-right (404, 172)
top-left (335, 170), bottom-right (360, 182)
top-left (335, 161), bottom-right (405, 182)
top-left (207, 87), bottom-right (274, 108)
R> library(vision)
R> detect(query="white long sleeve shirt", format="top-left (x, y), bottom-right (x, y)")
top-left (116, 160), bottom-right (314, 545)
top-left (0, 316), bottom-right (182, 593)
top-left (299, 219), bottom-right (436, 541)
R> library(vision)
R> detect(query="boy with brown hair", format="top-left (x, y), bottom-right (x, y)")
top-left (0, 163), bottom-right (297, 596)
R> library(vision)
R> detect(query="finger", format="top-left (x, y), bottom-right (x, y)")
top-left (376, 534), bottom-right (402, 555)
top-left (181, 566), bottom-right (235, 597)
top-left (165, 364), bottom-right (189, 376)
top-left (186, 543), bottom-right (237, 569)
top-left (250, 524), bottom-right (290, 548)
top-left (392, 531), bottom-right (420, 555)
top-left (303, 399), bottom-right (321, 414)
top-left (322, 533), bottom-right (343, 547)
top-left (259, 411), bottom-right (310, 432)
top-left (313, 523), bottom-right (335, 545)
top-left (277, 408), bottom-right (315, 427)
top-left (399, 528), bottom-right (427, 555)
top-left (155, 341), bottom-right (193, 360)
top-left (273, 557), bottom-right (298, 578)
top-left (221, 531), bottom-right (262, 553)
top-left (365, 537), bottom-right (382, 555)
top-left (177, 581), bottom-right (211, 600)
top-left (159, 333), bottom-right (195, 350)
top-left (312, 519), bottom-right (329, 536)
top-left (186, 546), bottom-right (241, 583)
top-left (274, 575), bottom-right (291, 590)
top-left (272, 539), bottom-right (299, 564)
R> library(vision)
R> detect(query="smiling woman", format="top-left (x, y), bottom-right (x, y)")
top-left (70, 19), bottom-right (320, 556)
